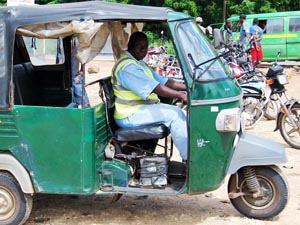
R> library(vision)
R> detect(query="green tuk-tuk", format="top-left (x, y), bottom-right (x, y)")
top-left (0, 2), bottom-right (288, 224)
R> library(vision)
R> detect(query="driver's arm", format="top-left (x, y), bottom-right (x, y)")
top-left (165, 79), bottom-right (186, 91)
top-left (153, 84), bottom-right (187, 103)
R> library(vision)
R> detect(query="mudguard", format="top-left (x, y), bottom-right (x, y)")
top-left (274, 98), bottom-right (300, 131)
top-left (0, 153), bottom-right (34, 193)
top-left (227, 132), bottom-right (287, 174)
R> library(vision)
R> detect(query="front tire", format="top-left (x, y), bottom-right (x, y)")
top-left (243, 97), bottom-right (263, 129)
top-left (279, 103), bottom-right (300, 149)
top-left (0, 173), bottom-right (33, 225)
top-left (264, 99), bottom-right (279, 120)
top-left (228, 166), bottom-right (288, 219)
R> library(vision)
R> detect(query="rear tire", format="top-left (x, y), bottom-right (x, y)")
top-left (228, 166), bottom-right (288, 219)
top-left (0, 173), bottom-right (33, 225)
top-left (279, 103), bottom-right (300, 149)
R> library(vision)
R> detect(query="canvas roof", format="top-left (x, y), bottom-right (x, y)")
top-left (1, 1), bottom-right (172, 26)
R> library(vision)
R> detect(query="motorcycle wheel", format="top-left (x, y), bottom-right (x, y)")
top-left (243, 97), bottom-right (263, 129)
top-left (264, 99), bottom-right (279, 120)
top-left (279, 103), bottom-right (300, 149)
top-left (228, 166), bottom-right (288, 219)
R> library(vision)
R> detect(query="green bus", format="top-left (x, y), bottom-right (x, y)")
top-left (228, 11), bottom-right (300, 61)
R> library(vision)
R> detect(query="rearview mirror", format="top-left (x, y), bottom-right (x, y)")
top-left (213, 28), bottom-right (224, 49)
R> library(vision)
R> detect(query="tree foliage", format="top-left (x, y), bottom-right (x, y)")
top-left (106, 0), bottom-right (300, 25)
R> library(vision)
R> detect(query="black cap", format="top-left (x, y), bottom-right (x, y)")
top-left (240, 14), bottom-right (246, 19)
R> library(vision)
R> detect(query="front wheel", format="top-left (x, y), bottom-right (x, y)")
top-left (279, 103), bottom-right (300, 149)
top-left (0, 173), bottom-right (33, 225)
top-left (264, 98), bottom-right (279, 120)
top-left (243, 97), bottom-right (264, 129)
top-left (228, 166), bottom-right (288, 219)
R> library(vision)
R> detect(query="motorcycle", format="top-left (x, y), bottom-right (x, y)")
top-left (219, 41), bottom-right (279, 121)
top-left (241, 78), bottom-right (279, 127)
top-left (147, 31), bottom-right (183, 80)
top-left (243, 50), bottom-right (300, 149)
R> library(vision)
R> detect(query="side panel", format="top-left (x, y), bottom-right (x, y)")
top-left (189, 80), bottom-right (240, 193)
top-left (0, 104), bottom-right (107, 194)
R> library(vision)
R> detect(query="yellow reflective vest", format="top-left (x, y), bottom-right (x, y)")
top-left (112, 54), bottom-right (160, 120)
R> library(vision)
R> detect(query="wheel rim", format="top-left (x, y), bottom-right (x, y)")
top-left (240, 175), bottom-right (275, 209)
top-left (281, 107), bottom-right (300, 147)
top-left (0, 186), bottom-right (16, 220)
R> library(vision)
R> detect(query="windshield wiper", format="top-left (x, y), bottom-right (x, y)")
top-left (188, 51), bottom-right (230, 81)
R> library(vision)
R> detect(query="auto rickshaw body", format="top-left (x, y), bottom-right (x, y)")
top-left (0, 2), bottom-right (288, 224)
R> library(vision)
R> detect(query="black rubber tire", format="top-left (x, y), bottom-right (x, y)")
top-left (0, 173), bottom-right (33, 225)
top-left (228, 166), bottom-right (288, 220)
top-left (279, 103), bottom-right (300, 149)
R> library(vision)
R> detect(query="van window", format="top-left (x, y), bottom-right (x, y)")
top-left (289, 18), bottom-right (300, 32)
top-left (263, 19), bottom-right (284, 34)
top-left (22, 37), bottom-right (65, 66)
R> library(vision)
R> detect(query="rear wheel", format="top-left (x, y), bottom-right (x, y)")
top-left (279, 103), bottom-right (300, 149)
top-left (228, 166), bottom-right (288, 219)
top-left (0, 173), bottom-right (32, 225)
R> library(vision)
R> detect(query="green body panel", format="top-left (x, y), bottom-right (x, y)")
top-left (228, 11), bottom-right (300, 61)
top-left (188, 79), bottom-right (241, 193)
top-left (0, 104), bottom-right (109, 194)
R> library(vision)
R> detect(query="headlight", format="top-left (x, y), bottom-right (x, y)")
top-left (277, 74), bottom-right (289, 85)
top-left (215, 108), bottom-right (241, 132)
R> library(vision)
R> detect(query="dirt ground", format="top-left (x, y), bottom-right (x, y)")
top-left (25, 63), bottom-right (300, 225)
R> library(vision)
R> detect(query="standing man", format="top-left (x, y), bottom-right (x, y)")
top-left (112, 32), bottom-right (188, 161)
top-left (222, 19), bottom-right (233, 45)
top-left (238, 14), bottom-right (250, 48)
top-left (250, 18), bottom-right (264, 66)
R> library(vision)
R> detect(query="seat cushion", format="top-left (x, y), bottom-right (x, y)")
top-left (115, 124), bottom-right (170, 142)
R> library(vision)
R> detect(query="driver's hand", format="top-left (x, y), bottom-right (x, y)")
top-left (180, 92), bottom-right (188, 104)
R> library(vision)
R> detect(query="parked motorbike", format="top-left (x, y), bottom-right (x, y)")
top-left (243, 50), bottom-right (300, 149)
top-left (218, 41), bottom-right (279, 121)
top-left (241, 78), bottom-right (279, 127)
top-left (147, 31), bottom-right (183, 80)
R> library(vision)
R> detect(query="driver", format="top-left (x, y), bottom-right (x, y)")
top-left (111, 32), bottom-right (188, 161)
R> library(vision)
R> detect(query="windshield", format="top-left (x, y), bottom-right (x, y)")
top-left (177, 21), bottom-right (228, 82)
